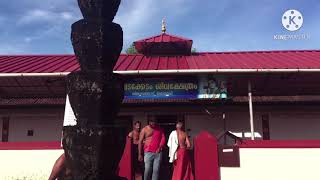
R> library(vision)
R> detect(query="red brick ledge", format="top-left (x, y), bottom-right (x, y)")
top-left (0, 142), bottom-right (62, 150)
top-left (239, 140), bottom-right (320, 148)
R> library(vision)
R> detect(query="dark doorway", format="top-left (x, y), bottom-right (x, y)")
top-left (2, 117), bottom-right (9, 142)
top-left (155, 115), bottom-right (184, 180)
top-left (262, 115), bottom-right (270, 140)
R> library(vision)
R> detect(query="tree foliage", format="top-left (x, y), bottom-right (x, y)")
top-left (125, 43), bottom-right (138, 54)
top-left (126, 43), bottom-right (197, 54)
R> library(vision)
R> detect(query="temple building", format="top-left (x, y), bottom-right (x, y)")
top-left (1, 22), bottom-right (320, 147)
top-left (2, 21), bottom-right (320, 180)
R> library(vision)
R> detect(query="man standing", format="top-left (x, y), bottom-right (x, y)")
top-left (128, 121), bottom-right (143, 180)
top-left (138, 116), bottom-right (165, 180)
top-left (167, 120), bottom-right (194, 180)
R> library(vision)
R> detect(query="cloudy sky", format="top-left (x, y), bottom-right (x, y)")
top-left (0, 0), bottom-right (319, 54)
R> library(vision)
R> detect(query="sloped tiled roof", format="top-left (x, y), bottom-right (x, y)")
top-left (1, 50), bottom-right (320, 74)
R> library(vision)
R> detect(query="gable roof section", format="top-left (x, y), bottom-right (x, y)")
top-left (134, 33), bottom-right (193, 55)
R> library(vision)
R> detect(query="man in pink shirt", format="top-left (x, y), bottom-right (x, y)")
top-left (138, 116), bottom-right (165, 180)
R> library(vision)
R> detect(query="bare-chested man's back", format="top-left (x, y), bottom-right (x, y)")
top-left (176, 130), bottom-right (191, 149)
top-left (168, 120), bottom-right (194, 180)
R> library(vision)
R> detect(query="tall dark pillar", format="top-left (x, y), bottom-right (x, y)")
top-left (62, 0), bottom-right (124, 179)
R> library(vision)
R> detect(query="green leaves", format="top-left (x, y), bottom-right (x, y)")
top-left (126, 43), bottom-right (138, 54)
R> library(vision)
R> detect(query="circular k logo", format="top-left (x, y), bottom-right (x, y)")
top-left (282, 9), bottom-right (303, 31)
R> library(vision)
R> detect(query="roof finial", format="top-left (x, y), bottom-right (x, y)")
top-left (162, 18), bottom-right (166, 34)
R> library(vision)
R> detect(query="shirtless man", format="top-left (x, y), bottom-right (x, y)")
top-left (128, 121), bottom-right (143, 180)
top-left (48, 153), bottom-right (66, 180)
top-left (138, 116), bottom-right (165, 180)
top-left (48, 153), bottom-right (73, 180)
top-left (168, 121), bottom-right (194, 180)
top-left (176, 121), bottom-right (191, 149)
top-left (128, 121), bottom-right (141, 144)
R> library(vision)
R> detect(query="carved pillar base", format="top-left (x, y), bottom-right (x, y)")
top-left (63, 126), bottom-right (123, 180)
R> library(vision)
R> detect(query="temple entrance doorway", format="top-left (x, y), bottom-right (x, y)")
top-left (155, 115), bottom-right (184, 180)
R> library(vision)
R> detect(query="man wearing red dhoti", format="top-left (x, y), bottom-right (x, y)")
top-left (117, 121), bottom-right (143, 180)
top-left (168, 121), bottom-right (194, 180)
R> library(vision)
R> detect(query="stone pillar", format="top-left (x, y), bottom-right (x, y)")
top-left (62, 0), bottom-right (124, 179)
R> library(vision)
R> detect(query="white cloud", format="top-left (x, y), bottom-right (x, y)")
top-left (15, 8), bottom-right (80, 48)
top-left (17, 9), bottom-right (78, 25)
top-left (61, 12), bottom-right (74, 20)
top-left (115, 0), bottom-right (158, 44)
top-left (18, 9), bottom-right (52, 24)
top-left (24, 37), bottom-right (32, 43)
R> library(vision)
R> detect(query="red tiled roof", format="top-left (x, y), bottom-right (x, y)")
top-left (0, 55), bottom-right (79, 73)
top-left (2, 96), bottom-right (320, 106)
top-left (1, 50), bottom-right (320, 74)
top-left (0, 97), bottom-right (65, 106)
top-left (115, 50), bottom-right (320, 72)
top-left (134, 33), bottom-right (192, 43)
top-left (134, 33), bottom-right (193, 55)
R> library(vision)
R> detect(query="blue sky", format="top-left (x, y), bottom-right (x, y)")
top-left (0, 0), bottom-right (319, 54)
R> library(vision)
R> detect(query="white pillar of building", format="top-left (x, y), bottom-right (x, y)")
top-left (248, 81), bottom-right (255, 140)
